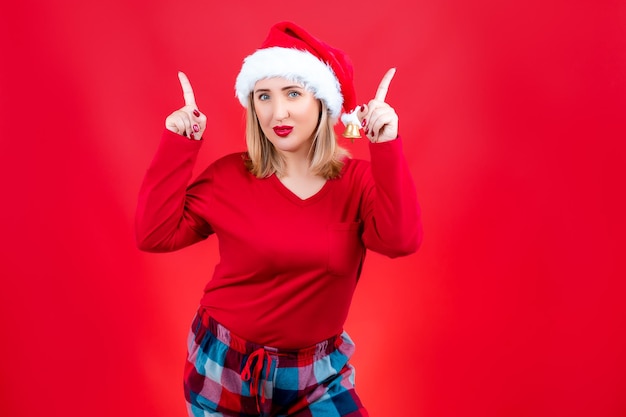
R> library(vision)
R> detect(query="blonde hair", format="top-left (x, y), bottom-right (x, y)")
top-left (244, 95), bottom-right (350, 179)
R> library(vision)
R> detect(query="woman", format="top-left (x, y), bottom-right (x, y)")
top-left (136, 21), bottom-right (422, 417)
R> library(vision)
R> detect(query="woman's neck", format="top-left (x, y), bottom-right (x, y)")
top-left (276, 149), bottom-right (326, 200)
top-left (278, 145), bottom-right (314, 179)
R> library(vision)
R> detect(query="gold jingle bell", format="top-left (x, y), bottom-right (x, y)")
top-left (340, 108), bottom-right (362, 141)
top-left (342, 122), bottom-right (362, 139)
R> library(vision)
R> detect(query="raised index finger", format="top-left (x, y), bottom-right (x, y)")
top-left (374, 68), bottom-right (397, 102)
top-left (178, 71), bottom-right (196, 107)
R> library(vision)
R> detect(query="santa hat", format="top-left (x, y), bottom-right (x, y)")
top-left (235, 21), bottom-right (356, 120)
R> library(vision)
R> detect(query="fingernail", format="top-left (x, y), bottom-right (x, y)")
top-left (193, 109), bottom-right (200, 117)
top-left (364, 128), bottom-right (369, 134)
top-left (189, 133), bottom-right (195, 140)
top-left (193, 124), bottom-right (200, 132)
top-left (361, 119), bottom-right (367, 127)
top-left (360, 105), bottom-right (365, 112)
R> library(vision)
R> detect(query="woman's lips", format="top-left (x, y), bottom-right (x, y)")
top-left (273, 126), bottom-right (293, 137)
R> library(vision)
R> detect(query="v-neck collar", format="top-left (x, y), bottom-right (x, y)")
top-left (269, 173), bottom-right (334, 206)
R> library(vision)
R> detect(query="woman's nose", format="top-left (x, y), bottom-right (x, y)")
top-left (272, 97), bottom-right (289, 121)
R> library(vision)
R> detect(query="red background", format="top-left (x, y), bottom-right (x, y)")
top-left (2, 1), bottom-right (625, 416)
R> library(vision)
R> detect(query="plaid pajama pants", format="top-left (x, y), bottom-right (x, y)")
top-left (184, 307), bottom-right (369, 417)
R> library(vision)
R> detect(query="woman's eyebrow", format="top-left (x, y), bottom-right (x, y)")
top-left (254, 85), bottom-right (303, 94)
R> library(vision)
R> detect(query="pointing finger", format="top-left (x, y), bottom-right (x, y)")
top-left (178, 71), bottom-right (196, 107)
top-left (374, 68), bottom-right (397, 102)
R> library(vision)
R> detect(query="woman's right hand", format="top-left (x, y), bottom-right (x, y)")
top-left (165, 71), bottom-right (207, 140)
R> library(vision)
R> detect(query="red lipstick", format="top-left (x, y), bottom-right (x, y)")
top-left (273, 125), bottom-right (293, 137)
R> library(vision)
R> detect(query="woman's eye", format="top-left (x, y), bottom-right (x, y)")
top-left (288, 91), bottom-right (300, 98)
top-left (258, 93), bottom-right (269, 101)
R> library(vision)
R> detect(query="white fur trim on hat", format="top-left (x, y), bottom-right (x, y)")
top-left (235, 47), bottom-right (343, 118)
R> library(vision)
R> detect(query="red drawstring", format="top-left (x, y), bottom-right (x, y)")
top-left (241, 348), bottom-right (273, 411)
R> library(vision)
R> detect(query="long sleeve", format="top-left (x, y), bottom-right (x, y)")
top-left (360, 136), bottom-right (423, 257)
top-left (135, 129), bottom-right (214, 252)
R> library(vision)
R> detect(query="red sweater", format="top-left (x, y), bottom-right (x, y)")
top-left (136, 130), bottom-right (422, 348)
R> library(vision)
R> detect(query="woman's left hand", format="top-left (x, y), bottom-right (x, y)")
top-left (357, 68), bottom-right (399, 143)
